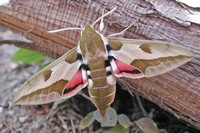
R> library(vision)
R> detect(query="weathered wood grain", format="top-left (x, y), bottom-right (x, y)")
top-left (0, 0), bottom-right (200, 129)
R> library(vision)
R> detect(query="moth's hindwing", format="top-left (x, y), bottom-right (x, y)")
top-left (14, 47), bottom-right (88, 105)
top-left (107, 37), bottom-right (194, 78)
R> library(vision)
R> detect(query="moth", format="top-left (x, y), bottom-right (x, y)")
top-left (14, 11), bottom-right (194, 117)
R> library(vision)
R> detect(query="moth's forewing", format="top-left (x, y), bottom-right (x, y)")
top-left (108, 38), bottom-right (194, 77)
top-left (14, 47), bottom-right (87, 105)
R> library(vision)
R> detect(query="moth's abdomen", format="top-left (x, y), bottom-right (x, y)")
top-left (88, 84), bottom-right (116, 116)
top-left (87, 57), bottom-right (116, 116)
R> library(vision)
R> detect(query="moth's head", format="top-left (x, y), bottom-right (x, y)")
top-left (81, 24), bottom-right (96, 36)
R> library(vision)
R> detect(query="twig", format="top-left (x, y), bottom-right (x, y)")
top-left (135, 93), bottom-right (148, 117)
top-left (70, 118), bottom-right (76, 133)
top-left (0, 40), bottom-right (34, 46)
top-left (57, 114), bottom-right (68, 130)
top-left (46, 107), bottom-right (59, 120)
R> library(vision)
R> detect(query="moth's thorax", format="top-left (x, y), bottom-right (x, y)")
top-left (79, 24), bottom-right (107, 62)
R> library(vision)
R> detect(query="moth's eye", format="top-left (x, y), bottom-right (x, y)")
top-left (43, 70), bottom-right (52, 81)
top-left (139, 44), bottom-right (152, 54)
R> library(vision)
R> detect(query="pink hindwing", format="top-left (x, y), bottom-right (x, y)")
top-left (63, 69), bottom-right (88, 98)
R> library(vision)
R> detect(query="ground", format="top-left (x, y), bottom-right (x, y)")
top-left (0, 30), bottom-right (199, 133)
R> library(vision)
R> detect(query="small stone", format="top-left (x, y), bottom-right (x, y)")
top-left (7, 110), bottom-right (14, 115)
top-left (0, 107), bottom-right (3, 113)
top-left (19, 116), bottom-right (28, 123)
top-left (7, 62), bottom-right (18, 71)
top-left (0, 123), bottom-right (3, 129)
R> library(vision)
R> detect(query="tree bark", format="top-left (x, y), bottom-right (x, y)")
top-left (0, 0), bottom-right (200, 129)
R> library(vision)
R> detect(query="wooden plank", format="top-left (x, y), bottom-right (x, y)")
top-left (0, 0), bottom-right (200, 129)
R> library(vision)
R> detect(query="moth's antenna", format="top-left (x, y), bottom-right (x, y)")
top-left (92, 7), bottom-right (117, 27)
top-left (48, 7), bottom-right (117, 33)
top-left (108, 22), bottom-right (134, 37)
top-left (48, 27), bottom-right (83, 33)
top-left (108, 16), bottom-right (140, 37)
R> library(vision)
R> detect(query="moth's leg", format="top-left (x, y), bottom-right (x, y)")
top-left (92, 7), bottom-right (117, 27)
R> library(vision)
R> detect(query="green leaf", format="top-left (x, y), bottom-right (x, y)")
top-left (93, 110), bottom-right (101, 123)
top-left (111, 123), bottom-right (129, 133)
top-left (79, 112), bottom-right (95, 130)
top-left (117, 114), bottom-right (131, 128)
top-left (94, 107), bottom-right (118, 127)
top-left (135, 117), bottom-right (159, 133)
top-left (12, 48), bottom-right (44, 64)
